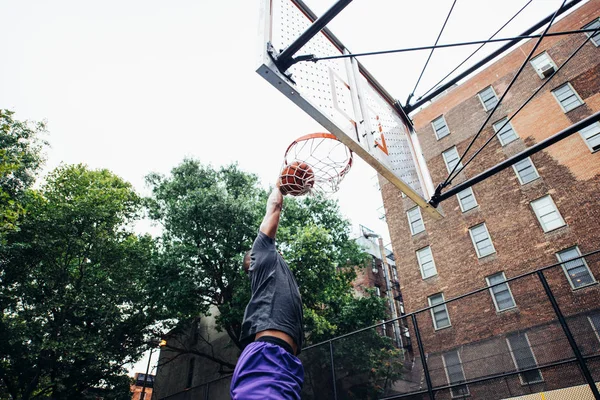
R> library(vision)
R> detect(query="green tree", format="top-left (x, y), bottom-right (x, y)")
top-left (0, 110), bottom-right (46, 242)
top-left (146, 159), bottom-right (403, 397)
top-left (0, 164), bottom-right (161, 399)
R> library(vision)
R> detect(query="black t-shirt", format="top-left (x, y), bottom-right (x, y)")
top-left (240, 232), bottom-right (304, 354)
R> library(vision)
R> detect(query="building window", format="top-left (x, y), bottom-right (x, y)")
top-left (506, 333), bottom-right (543, 385)
top-left (417, 246), bottom-right (437, 279)
top-left (442, 146), bottom-right (462, 174)
top-left (552, 83), bottom-right (583, 112)
top-left (512, 157), bottom-right (540, 185)
top-left (478, 86), bottom-right (499, 111)
top-left (457, 187), bottom-right (478, 212)
top-left (375, 285), bottom-right (381, 297)
top-left (530, 52), bottom-right (557, 79)
top-left (556, 246), bottom-right (596, 289)
top-left (432, 115), bottom-right (450, 139)
top-left (443, 350), bottom-right (469, 398)
top-left (530, 195), bottom-right (565, 232)
top-left (589, 314), bottom-right (600, 342)
top-left (469, 223), bottom-right (496, 258)
top-left (428, 293), bottom-right (450, 330)
top-left (583, 18), bottom-right (600, 46)
top-left (186, 358), bottom-right (195, 388)
top-left (407, 206), bottom-right (425, 235)
top-left (493, 117), bottom-right (519, 146)
top-left (579, 122), bottom-right (600, 153)
top-left (486, 272), bottom-right (516, 312)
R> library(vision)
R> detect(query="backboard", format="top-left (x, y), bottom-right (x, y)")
top-left (257, 0), bottom-right (442, 219)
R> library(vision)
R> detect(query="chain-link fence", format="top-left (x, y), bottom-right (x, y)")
top-left (156, 375), bottom-right (232, 400)
top-left (157, 250), bottom-right (600, 399)
top-left (300, 249), bottom-right (600, 400)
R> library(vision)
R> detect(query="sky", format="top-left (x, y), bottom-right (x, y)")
top-left (0, 0), bottom-right (582, 379)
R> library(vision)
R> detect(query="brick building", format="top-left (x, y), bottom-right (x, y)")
top-left (380, 1), bottom-right (600, 398)
top-left (130, 373), bottom-right (154, 400)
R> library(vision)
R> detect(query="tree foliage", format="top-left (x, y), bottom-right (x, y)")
top-left (0, 110), bottom-right (46, 241)
top-left (0, 164), bottom-right (159, 399)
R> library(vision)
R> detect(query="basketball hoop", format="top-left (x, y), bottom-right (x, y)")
top-left (281, 133), bottom-right (353, 195)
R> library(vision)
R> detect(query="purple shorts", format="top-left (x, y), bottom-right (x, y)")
top-left (230, 340), bottom-right (304, 399)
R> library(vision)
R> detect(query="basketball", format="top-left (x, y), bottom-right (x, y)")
top-left (279, 161), bottom-right (315, 196)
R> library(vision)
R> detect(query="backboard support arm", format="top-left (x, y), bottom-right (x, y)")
top-left (428, 111), bottom-right (600, 207)
top-left (274, 0), bottom-right (354, 73)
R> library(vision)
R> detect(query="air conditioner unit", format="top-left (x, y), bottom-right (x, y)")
top-left (540, 63), bottom-right (555, 78)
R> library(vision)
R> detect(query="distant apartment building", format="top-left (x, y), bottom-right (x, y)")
top-left (380, 1), bottom-right (600, 398)
top-left (130, 373), bottom-right (154, 400)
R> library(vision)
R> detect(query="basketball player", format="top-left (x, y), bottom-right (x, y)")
top-left (230, 180), bottom-right (304, 399)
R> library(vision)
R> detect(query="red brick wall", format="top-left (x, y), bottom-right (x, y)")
top-left (381, 2), bottom-right (600, 396)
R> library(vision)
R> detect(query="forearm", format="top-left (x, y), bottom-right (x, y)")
top-left (260, 185), bottom-right (283, 238)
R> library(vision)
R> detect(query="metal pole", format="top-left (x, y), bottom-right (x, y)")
top-left (536, 271), bottom-right (600, 399)
top-left (406, 0), bottom-right (582, 112)
top-left (377, 237), bottom-right (402, 348)
top-left (275, 0), bottom-right (354, 72)
top-left (429, 111), bottom-right (600, 207)
top-left (140, 347), bottom-right (154, 400)
top-left (329, 340), bottom-right (338, 400)
top-left (411, 314), bottom-right (435, 399)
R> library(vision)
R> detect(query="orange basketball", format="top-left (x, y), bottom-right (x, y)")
top-left (279, 161), bottom-right (315, 196)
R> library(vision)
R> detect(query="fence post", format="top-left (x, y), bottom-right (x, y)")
top-left (329, 340), bottom-right (338, 400)
top-left (411, 314), bottom-right (435, 399)
top-left (537, 270), bottom-right (600, 399)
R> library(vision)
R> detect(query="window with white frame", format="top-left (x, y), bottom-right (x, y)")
top-left (442, 146), bottom-right (462, 174)
top-left (556, 246), bottom-right (596, 289)
top-left (407, 206), bottom-right (425, 235)
top-left (512, 157), bottom-right (540, 185)
top-left (530, 195), bottom-right (565, 232)
top-left (493, 118), bottom-right (519, 146)
top-left (552, 83), bottom-right (583, 112)
top-left (589, 314), bottom-right (600, 343)
top-left (457, 187), bottom-right (478, 212)
top-left (432, 115), bottom-right (450, 139)
top-left (579, 122), bottom-right (600, 152)
top-left (375, 285), bottom-right (381, 297)
top-left (443, 350), bottom-right (469, 398)
top-left (583, 18), bottom-right (600, 46)
top-left (478, 86), bottom-right (499, 111)
top-left (506, 333), bottom-right (543, 384)
top-left (469, 223), bottom-right (496, 258)
top-left (417, 246), bottom-right (437, 279)
top-left (428, 293), bottom-right (450, 329)
top-left (486, 272), bottom-right (516, 312)
top-left (530, 52), bottom-right (557, 79)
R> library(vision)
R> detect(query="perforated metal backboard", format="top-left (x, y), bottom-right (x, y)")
top-left (258, 0), bottom-right (442, 219)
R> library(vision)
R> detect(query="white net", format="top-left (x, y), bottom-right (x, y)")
top-left (280, 133), bottom-right (353, 196)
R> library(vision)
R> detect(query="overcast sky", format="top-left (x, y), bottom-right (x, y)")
top-left (0, 0), bottom-right (580, 379)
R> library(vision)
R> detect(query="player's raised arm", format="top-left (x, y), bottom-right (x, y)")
top-left (259, 182), bottom-right (284, 239)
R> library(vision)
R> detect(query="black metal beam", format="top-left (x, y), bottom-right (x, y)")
top-left (274, 0), bottom-right (354, 73)
top-left (429, 111), bottom-right (600, 207)
top-left (405, 0), bottom-right (583, 112)
top-left (411, 314), bottom-right (435, 400)
top-left (537, 271), bottom-right (600, 399)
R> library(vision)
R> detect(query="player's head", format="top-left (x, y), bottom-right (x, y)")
top-left (242, 250), bottom-right (252, 275)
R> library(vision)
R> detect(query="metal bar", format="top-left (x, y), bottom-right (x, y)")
top-left (429, 111), bottom-right (600, 206)
top-left (445, 25), bottom-right (597, 185)
top-left (411, 314), bottom-right (435, 400)
top-left (537, 271), bottom-right (600, 399)
top-left (418, 0), bottom-right (533, 101)
top-left (309, 28), bottom-right (598, 62)
top-left (405, 0), bottom-right (582, 112)
top-left (329, 340), bottom-right (338, 400)
top-left (407, 0), bottom-right (457, 105)
top-left (275, 0), bottom-right (354, 72)
top-left (140, 347), bottom-right (153, 400)
top-left (442, 0), bottom-right (566, 187)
